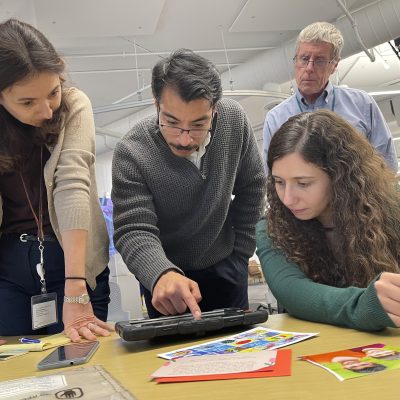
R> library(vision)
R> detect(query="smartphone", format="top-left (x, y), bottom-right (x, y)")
top-left (37, 341), bottom-right (99, 371)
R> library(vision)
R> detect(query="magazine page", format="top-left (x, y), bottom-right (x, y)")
top-left (158, 327), bottom-right (318, 360)
top-left (301, 343), bottom-right (400, 381)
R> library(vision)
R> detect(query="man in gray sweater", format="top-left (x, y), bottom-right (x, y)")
top-left (112, 49), bottom-right (266, 319)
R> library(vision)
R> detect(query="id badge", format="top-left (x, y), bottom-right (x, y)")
top-left (31, 292), bottom-right (58, 330)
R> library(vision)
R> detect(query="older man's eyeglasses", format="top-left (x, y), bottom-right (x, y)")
top-left (293, 56), bottom-right (335, 69)
top-left (159, 114), bottom-right (214, 139)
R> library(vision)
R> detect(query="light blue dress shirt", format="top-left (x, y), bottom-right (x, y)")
top-left (263, 81), bottom-right (398, 172)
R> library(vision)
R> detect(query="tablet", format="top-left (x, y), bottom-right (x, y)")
top-left (115, 307), bottom-right (268, 341)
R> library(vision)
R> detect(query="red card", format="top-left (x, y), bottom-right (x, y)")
top-left (154, 349), bottom-right (292, 383)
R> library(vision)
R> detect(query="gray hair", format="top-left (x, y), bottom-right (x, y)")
top-left (295, 22), bottom-right (344, 60)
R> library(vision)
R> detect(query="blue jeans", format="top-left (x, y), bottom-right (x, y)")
top-left (141, 251), bottom-right (249, 319)
top-left (0, 234), bottom-right (110, 336)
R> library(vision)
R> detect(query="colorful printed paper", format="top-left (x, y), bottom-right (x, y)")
top-left (158, 327), bottom-right (318, 360)
top-left (301, 343), bottom-right (400, 381)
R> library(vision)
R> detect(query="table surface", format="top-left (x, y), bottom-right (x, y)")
top-left (1, 314), bottom-right (399, 400)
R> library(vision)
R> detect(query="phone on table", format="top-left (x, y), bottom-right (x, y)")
top-left (37, 341), bottom-right (99, 371)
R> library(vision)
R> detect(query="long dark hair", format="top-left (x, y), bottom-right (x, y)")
top-left (266, 109), bottom-right (400, 287)
top-left (0, 18), bottom-right (69, 173)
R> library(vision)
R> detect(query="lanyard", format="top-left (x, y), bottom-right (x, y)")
top-left (296, 87), bottom-right (336, 113)
top-left (19, 144), bottom-right (47, 293)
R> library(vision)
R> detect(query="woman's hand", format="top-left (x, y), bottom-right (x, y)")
top-left (60, 230), bottom-right (114, 341)
top-left (63, 302), bottom-right (114, 342)
top-left (375, 272), bottom-right (400, 327)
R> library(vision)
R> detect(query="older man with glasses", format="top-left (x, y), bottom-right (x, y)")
top-left (263, 21), bottom-right (397, 172)
top-left (112, 49), bottom-right (266, 319)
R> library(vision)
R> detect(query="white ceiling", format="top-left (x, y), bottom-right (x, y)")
top-left (2, 0), bottom-right (400, 154)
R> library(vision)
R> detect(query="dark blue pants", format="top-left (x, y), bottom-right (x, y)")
top-left (0, 235), bottom-right (110, 336)
top-left (141, 252), bottom-right (249, 319)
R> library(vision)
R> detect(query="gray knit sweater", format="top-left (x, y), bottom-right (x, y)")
top-left (112, 98), bottom-right (266, 291)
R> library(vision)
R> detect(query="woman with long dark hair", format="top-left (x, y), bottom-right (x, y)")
top-left (0, 19), bottom-right (113, 340)
top-left (256, 109), bottom-right (400, 331)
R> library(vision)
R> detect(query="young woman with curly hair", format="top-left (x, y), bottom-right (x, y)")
top-left (0, 19), bottom-right (113, 340)
top-left (256, 109), bottom-right (400, 331)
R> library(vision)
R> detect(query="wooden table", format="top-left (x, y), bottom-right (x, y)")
top-left (1, 314), bottom-right (399, 399)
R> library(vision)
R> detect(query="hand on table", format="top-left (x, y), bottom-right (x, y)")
top-left (63, 302), bottom-right (114, 342)
top-left (152, 270), bottom-right (202, 319)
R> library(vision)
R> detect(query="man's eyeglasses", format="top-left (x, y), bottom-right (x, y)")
top-left (159, 114), bottom-right (214, 139)
top-left (293, 56), bottom-right (335, 69)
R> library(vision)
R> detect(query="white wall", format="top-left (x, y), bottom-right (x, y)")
top-left (96, 150), bottom-right (114, 197)
top-left (95, 150), bottom-right (144, 320)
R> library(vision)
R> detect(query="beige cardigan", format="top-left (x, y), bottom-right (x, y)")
top-left (0, 88), bottom-right (109, 289)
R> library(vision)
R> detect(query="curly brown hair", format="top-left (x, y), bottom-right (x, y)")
top-left (266, 109), bottom-right (400, 287)
top-left (0, 19), bottom-right (69, 173)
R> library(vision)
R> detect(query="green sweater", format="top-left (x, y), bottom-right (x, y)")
top-left (256, 219), bottom-right (395, 331)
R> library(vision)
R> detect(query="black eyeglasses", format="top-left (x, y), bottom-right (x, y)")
top-left (159, 113), bottom-right (214, 139)
top-left (293, 56), bottom-right (335, 69)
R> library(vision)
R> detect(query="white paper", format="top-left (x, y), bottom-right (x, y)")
top-left (32, 299), bottom-right (57, 329)
top-left (0, 376), bottom-right (67, 399)
top-left (152, 349), bottom-right (277, 378)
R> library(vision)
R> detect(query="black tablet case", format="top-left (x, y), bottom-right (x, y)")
top-left (115, 307), bottom-right (269, 341)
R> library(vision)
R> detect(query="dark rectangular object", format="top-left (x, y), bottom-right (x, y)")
top-left (115, 307), bottom-right (268, 341)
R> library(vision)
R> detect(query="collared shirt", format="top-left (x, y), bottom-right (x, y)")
top-left (185, 132), bottom-right (211, 169)
top-left (262, 81), bottom-right (398, 172)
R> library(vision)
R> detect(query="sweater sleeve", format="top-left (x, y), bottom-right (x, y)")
top-left (111, 137), bottom-right (182, 292)
top-left (231, 110), bottom-right (266, 260)
top-left (255, 219), bottom-right (395, 331)
top-left (53, 89), bottom-right (95, 232)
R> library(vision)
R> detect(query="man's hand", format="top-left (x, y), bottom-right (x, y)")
top-left (152, 271), bottom-right (202, 319)
top-left (375, 272), bottom-right (400, 327)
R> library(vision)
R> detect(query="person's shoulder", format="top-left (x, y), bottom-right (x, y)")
top-left (256, 217), bottom-right (268, 232)
top-left (118, 114), bottom-right (157, 148)
top-left (113, 115), bottom-right (157, 165)
top-left (255, 218), bottom-right (275, 252)
top-left (335, 85), bottom-right (373, 102)
top-left (217, 97), bottom-right (245, 114)
top-left (128, 115), bottom-right (157, 135)
top-left (62, 87), bottom-right (94, 118)
top-left (215, 98), bottom-right (249, 130)
top-left (270, 94), bottom-right (296, 111)
top-left (266, 95), bottom-right (296, 120)
top-left (63, 87), bottom-right (91, 106)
